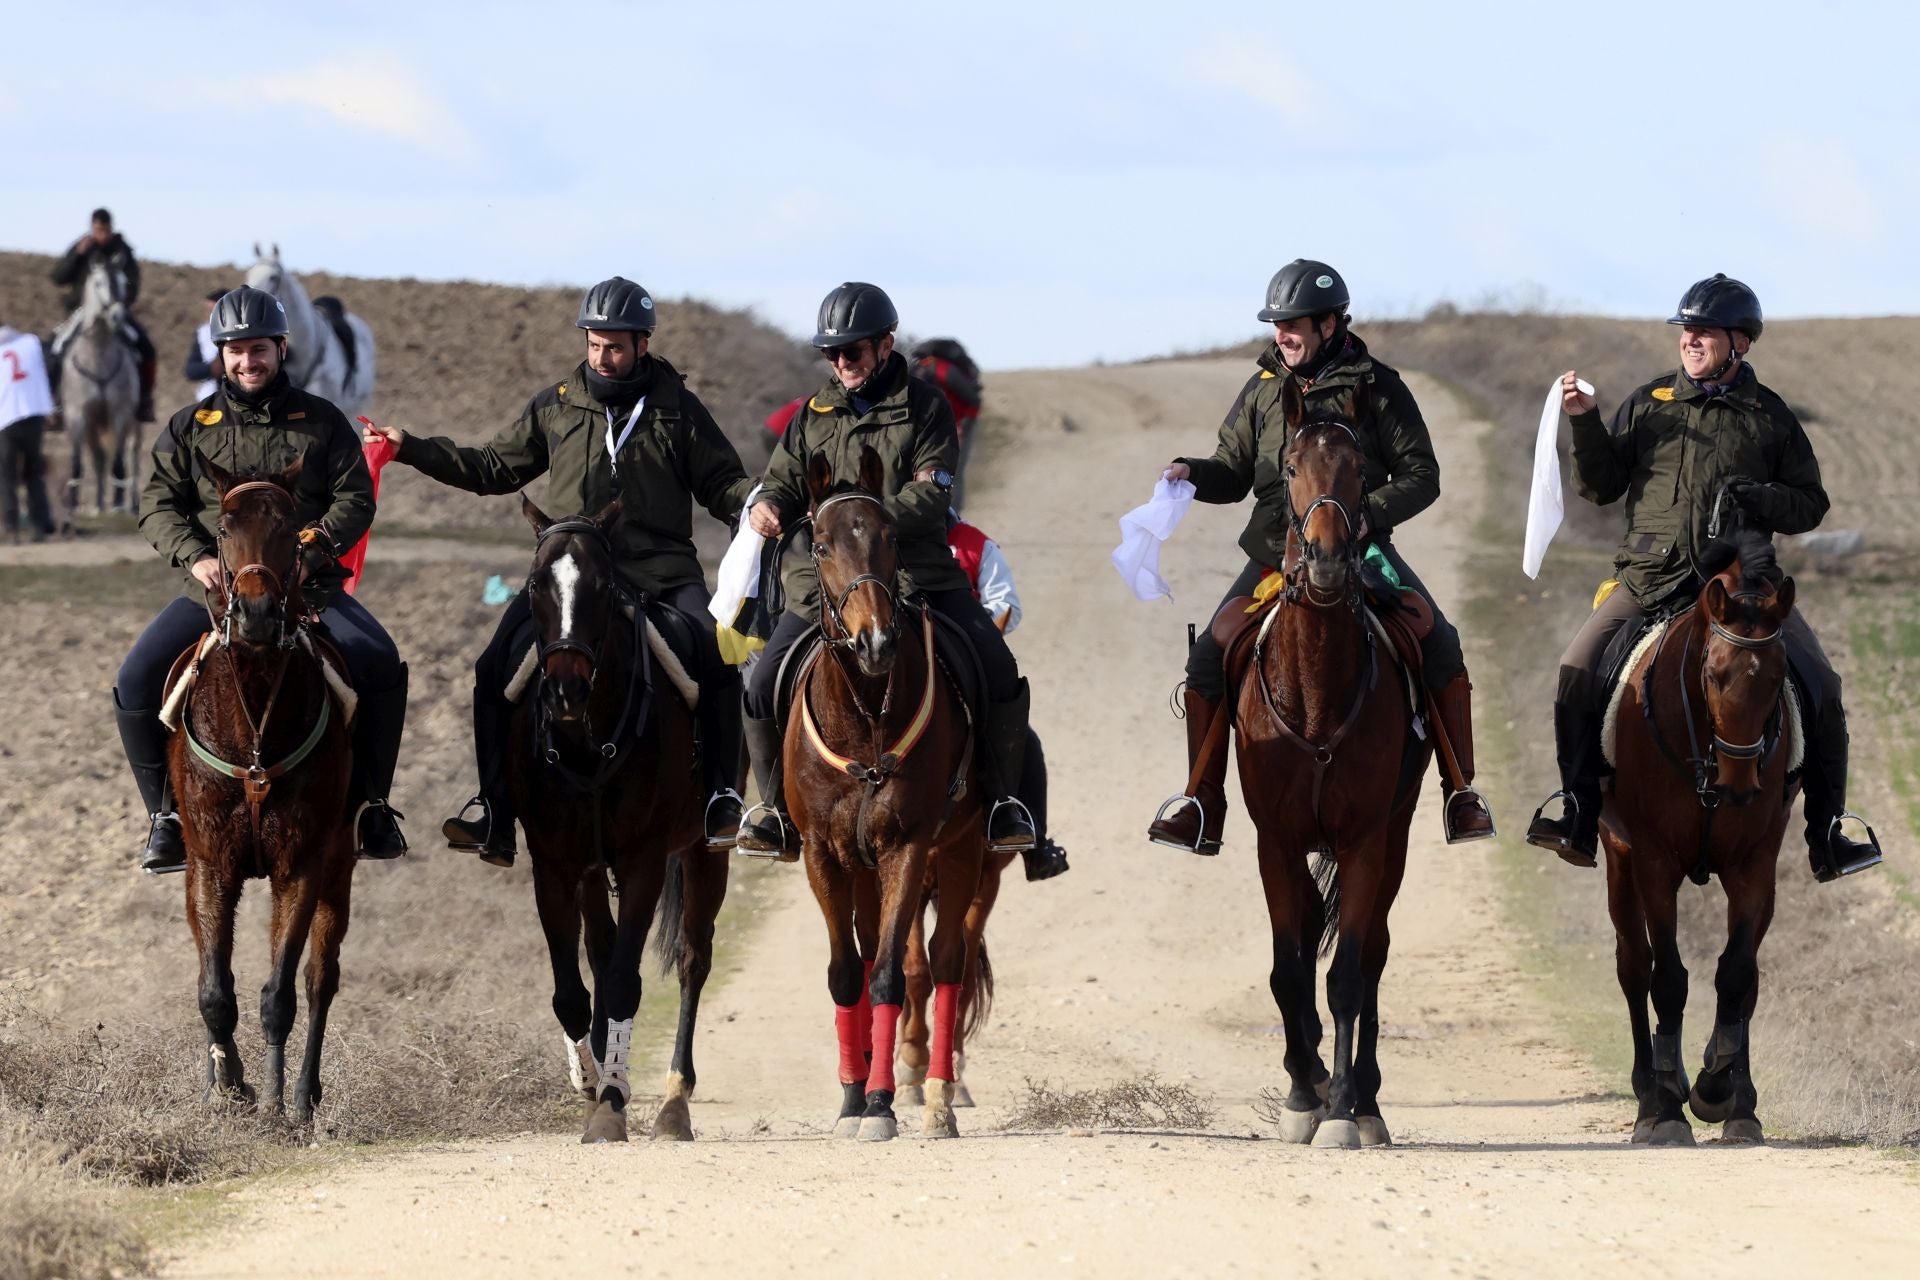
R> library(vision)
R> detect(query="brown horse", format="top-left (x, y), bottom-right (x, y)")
top-left (1231, 382), bottom-right (1430, 1149)
top-left (168, 456), bottom-right (354, 1122)
top-left (1601, 529), bottom-right (1797, 1145)
top-left (787, 446), bottom-right (984, 1142)
top-left (506, 497), bottom-right (727, 1144)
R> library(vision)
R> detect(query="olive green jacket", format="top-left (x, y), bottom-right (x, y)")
top-left (1178, 335), bottom-right (1441, 569)
top-left (759, 353), bottom-right (966, 618)
top-left (1572, 365), bottom-right (1829, 606)
top-left (395, 357), bottom-right (753, 594)
top-left (140, 376), bottom-right (373, 607)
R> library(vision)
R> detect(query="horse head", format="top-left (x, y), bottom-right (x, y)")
top-left (81, 260), bottom-right (127, 331)
top-left (198, 452), bottom-right (306, 650)
top-left (1280, 379), bottom-right (1368, 602)
top-left (1698, 530), bottom-right (1794, 804)
top-left (807, 444), bottom-right (898, 676)
top-left (522, 494), bottom-right (623, 725)
top-left (246, 243), bottom-right (287, 299)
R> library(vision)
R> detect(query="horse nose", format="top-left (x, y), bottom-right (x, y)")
top-left (545, 674), bottom-right (591, 721)
top-left (857, 628), bottom-right (895, 675)
top-left (233, 595), bottom-right (280, 642)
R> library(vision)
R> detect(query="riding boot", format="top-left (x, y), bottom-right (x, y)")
top-left (113, 689), bottom-right (185, 875)
top-left (135, 357), bottom-right (156, 423)
top-left (984, 679), bottom-right (1038, 852)
top-left (443, 681), bottom-right (519, 867)
top-left (699, 682), bottom-right (745, 851)
top-left (1147, 688), bottom-right (1228, 855)
top-left (1018, 728), bottom-right (1069, 881)
top-left (1801, 702), bottom-right (1883, 882)
top-left (1524, 699), bottom-right (1602, 867)
top-left (737, 714), bottom-right (800, 861)
top-left (1433, 672), bottom-right (1496, 844)
top-left (349, 664), bottom-right (409, 860)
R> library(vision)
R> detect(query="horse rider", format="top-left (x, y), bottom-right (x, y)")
top-left (1147, 260), bottom-right (1495, 855)
top-left (49, 208), bottom-right (159, 422)
top-left (946, 506), bottom-right (1070, 880)
top-left (1524, 274), bottom-right (1883, 883)
top-left (183, 288), bottom-right (225, 401)
top-left (736, 281), bottom-right (1039, 858)
top-left (114, 286), bottom-right (410, 874)
top-left (364, 277), bottom-right (753, 865)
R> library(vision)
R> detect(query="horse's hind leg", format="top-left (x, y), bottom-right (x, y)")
top-left (581, 852), bottom-right (669, 1144)
top-left (1259, 831), bottom-right (1328, 1143)
top-left (259, 869), bottom-right (323, 1117)
top-left (1314, 849), bottom-right (1387, 1150)
top-left (897, 905), bottom-right (932, 1109)
top-left (1604, 828), bottom-right (1660, 1142)
top-left (951, 850), bottom-right (1012, 1109)
top-left (186, 858), bottom-right (252, 1105)
top-left (531, 852), bottom-right (597, 1097)
top-left (292, 866), bottom-right (352, 1125)
top-left (653, 845), bottom-right (729, 1141)
top-left (920, 841), bottom-right (982, 1139)
top-left (1692, 865), bottom-right (1776, 1143)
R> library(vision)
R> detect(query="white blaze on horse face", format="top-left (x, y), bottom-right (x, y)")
top-left (552, 553), bottom-right (581, 643)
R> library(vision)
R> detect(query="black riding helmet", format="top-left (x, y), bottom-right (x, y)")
top-left (576, 276), bottom-right (657, 333)
top-left (210, 286), bottom-right (289, 344)
top-left (812, 282), bottom-right (898, 348)
top-left (1667, 273), bottom-right (1763, 340)
top-left (1258, 260), bottom-right (1351, 324)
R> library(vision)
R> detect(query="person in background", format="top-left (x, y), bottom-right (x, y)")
top-left (0, 319), bottom-right (57, 542)
top-left (48, 208), bottom-right (158, 422)
top-left (182, 288), bottom-right (224, 401)
top-left (911, 339), bottom-right (983, 509)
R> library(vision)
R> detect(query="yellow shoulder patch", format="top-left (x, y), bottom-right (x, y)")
top-left (809, 397), bottom-right (835, 412)
top-left (556, 383), bottom-right (567, 398)
top-left (1258, 370), bottom-right (1277, 380)
top-left (194, 408), bottom-right (223, 425)
top-left (1650, 385), bottom-right (1675, 402)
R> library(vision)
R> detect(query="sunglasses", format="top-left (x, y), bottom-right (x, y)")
top-left (823, 341), bottom-right (872, 364)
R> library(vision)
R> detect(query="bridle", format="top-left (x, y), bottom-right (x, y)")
top-left (810, 492), bottom-right (900, 657)
top-left (1281, 421), bottom-right (1364, 610)
top-left (1701, 596), bottom-right (1786, 768)
top-left (1643, 590), bottom-right (1787, 810)
top-left (529, 518), bottom-right (649, 766)
top-left (206, 480), bottom-right (303, 651)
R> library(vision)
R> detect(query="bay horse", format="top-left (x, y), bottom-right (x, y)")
top-left (1232, 381), bottom-right (1430, 1149)
top-left (61, 259), bottom-right (141, 519)
top-left (168, 456), bottom-right (354, 1122)
top-left (1601, 529), bottom-right (1797, 1146)
top-left (507, 497), bottom-right (727, 1144)
top-left (787, 446), bottom-right (984, 1142)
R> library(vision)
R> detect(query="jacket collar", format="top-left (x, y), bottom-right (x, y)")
top-left (565, 356), bottom-right (681, 414)
top-left (220, 371), bottom-right (291, 423)
top-left (1258, 332), bottom-right (1372, 389)
top-left (816, 351), bottom-right (909, 413)
top-left (1669, 360), bottom-right (1761, 407)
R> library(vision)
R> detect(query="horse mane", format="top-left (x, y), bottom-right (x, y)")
top-left (1697, 528), bottom-right (1781, 593)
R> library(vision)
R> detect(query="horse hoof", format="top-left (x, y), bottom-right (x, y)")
top-left (922, 1105), bottom-right (959, 1139)
top-left (951, 1081), bottom-right (976, 1108)
top-left (1647, 1119), bottom-right (1694, 1147)
top-left (1631, 1117), bottom-right (1657, 1144)
top-left (856, 1115), bottom-right (898, 1142)
top-left (1688, 1084), bottom-right (1735, 1125)
top-left (1355, 1116), bottom-right (1392, 1147)
top-left (1720, 1118), bottom-right (1765, 1145)
top-left (581, 1102), bottom-right (628, 1144)
top-left (1276, 1106), bottom-right (1325, 1145)
top-left (832, 1115), bottom-right (863, 1139)
top-left (651, 1095), bottom-right (694, 1142)
top-left (1312, 1118), bottom-right (1362, 1150)
top-left (896, 1083), bottom-right (925, 1109)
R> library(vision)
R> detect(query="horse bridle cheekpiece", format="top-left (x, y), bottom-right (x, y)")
top-left (1701, 596), bottom-right (1786, 772)
top-left (810, 492), bottom-right (899, 651)
top-left (534, 518), bottom-right (616, 670)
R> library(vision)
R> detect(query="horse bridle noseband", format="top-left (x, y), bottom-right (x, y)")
top-left (208, 480), bottom-right (303, 650)
top-left (1701, 600), bottom-right (1785, 766)
top-left (810, 493), bottom-right (901, 654)
top-left (1645, 593), bottom-right (1787, 806)
top-left (1282, 421), bottom-right (1364, 609)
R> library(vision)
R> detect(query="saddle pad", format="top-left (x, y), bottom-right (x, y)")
top-left (1601, 618), bottom-right (1804, 773)
top-left (159, 631), bottom-right (357, 731)
top-left (504, 609), bottom-right (698, 710)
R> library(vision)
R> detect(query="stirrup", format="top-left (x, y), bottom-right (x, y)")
top-left (988, 796), bottom-right (1038, 852)
top-left (1444, 785), bottom-right (1497, 844)
top-left (355, 799), bottom-right (409, 861)
top-left (141, 812), bottom-right (187, 876)
top-left (1148, 793), bottom-right (1220, 854)
top-left (1524, 789), bottom-right (1595, 866)
top-left (1820, 813), bottom-right (1883, 881)
top-left (736, 801), bottom-right (799, 862)
top-left (442, 795), bottom-right (490, 851)
top-left (704, 788), bottom-right (744, 852)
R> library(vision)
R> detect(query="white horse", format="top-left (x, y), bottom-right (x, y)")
top-left (61, 260), bottom-right (141, 519)
top-left (244, 243), bottom-right (376, 417)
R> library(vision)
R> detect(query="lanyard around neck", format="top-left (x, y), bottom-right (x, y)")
top-left (604, 398), bottom-right (646, 474)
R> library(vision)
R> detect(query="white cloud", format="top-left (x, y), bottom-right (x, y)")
top-left (1179, 32), bottom-right (1324, 129)
top-left (1758, 133), bottom-right (1884, 245)
top-left (240, 50), bottom-right (479, 164)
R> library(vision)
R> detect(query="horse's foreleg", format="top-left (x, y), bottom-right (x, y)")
top-left (1635, 854), bottom-right (1694, 1145)
top-left (530, 852), bottom-right (596, 1097)
top-left (186, 857), bottom-right (250, 1105)
top-left (291, 866), bottom-right (351, 1125)
top-left (1692, 864), bottom-right (1776, 1142)
top-left (1604, 828), bottom-right (1659, 1141)
top-left (807, 854), bottom-right (867, 1137)
top-left (1314, 852), bottom-right (1384, 1150)
top-left (653, 846), bottom-right (728, 1142)
top-left (897, 905), bottom-right (932, 1109)
top-left (581, 853), bottom-right (668, 1145)
top-left (1259, 832), bottom-right (1327, 1142)
top-left (259, 868), bottom-right (323, 1117)
top-left (855, 850), bottom-right (932, 1143)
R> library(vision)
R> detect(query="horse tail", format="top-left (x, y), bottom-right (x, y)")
top-left (1311, 852), bottom-right (1341, 959)
top-left (962, 937), bottom-right (995, 1043)
top-left (651, 852), bottom-right (685, 977)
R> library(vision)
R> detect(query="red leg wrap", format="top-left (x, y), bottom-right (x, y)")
top-left (930, 982), bottom-right (962, 1082)
top-left (834, 1004), bottom-right (865, 1085)
top-left (867, 1003), bottom-right (901, 1095)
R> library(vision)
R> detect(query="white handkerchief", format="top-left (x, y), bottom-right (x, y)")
top-left (1523, 382), bottom-right (1568, 579)
top-left (710, 484), bottom-right (765, 625)
top-left (1111, 478), bottom-right (1196, 601)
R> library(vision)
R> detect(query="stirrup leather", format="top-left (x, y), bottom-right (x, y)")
top-left (1149, 793), bottom-right (1212, 852)
top-left (736, 800), bottom-right (798, 861)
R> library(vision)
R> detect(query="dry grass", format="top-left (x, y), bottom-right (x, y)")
top-left (1001, 1075), bottom-right (1215, 1132)
top-left (0, 1122), bottom-right (151, 1280)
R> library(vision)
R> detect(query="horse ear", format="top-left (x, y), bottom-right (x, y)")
top-left (1774, 575), bottom-right (1796, 617)
top-left (593, 497), bottom-right (622, 529)
top-left (272, 242), bottom-right (281, 260)
top-left (273, 455), bottom-right (304, 491)
top-left (520, 493), bottom-right (553, 535)
top-left (197, 449), bottom-right (237, 496)
top-left (1703, 576), bottom-right (1730, 619)
top-left (253, 241), bottom-right (262, 259)
top-left (1280, 376), bottom-right (1305, 430)
top-left (858, 445), bottom-right (886, 498)
top-left (806, 451), bottom-right (835, 505)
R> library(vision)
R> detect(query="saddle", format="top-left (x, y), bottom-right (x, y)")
top-left (772, 601), bottom-right (986, 734)
top-left (159, 627), bottom-right (358, 732)
top-left (1212, 569), bottom-right (1434, 712)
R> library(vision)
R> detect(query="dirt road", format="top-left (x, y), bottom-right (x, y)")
top-left (164, 361), bottom-right (1920, 1279)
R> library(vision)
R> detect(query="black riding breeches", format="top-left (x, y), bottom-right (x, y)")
top-left (116, 592), bottom-right (402, 708)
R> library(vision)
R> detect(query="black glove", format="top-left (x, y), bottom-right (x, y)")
top-left (1725, 477), bottom-right (1764, 513)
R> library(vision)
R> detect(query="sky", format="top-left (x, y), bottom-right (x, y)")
top-left (4, 0), bottom-right (1915, 368)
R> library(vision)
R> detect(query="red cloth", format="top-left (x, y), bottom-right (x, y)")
top-left (947, 519), bottom-right (989, 597)
top-left (918, 357), bottom-right (980, 439)
top-left (340, 420), bottom-right (396, 596)
top-left (765, 395), bottom-right (807, 439)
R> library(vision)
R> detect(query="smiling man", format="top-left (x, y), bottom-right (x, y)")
top-left (1525, 274), bottom-right (1882, 882)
